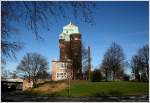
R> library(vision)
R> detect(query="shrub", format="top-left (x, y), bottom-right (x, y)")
top-left (91, 69), bottom-right (102, 82)
top-left (123, 74), bottom-right (130, 81)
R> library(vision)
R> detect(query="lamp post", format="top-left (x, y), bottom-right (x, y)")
top-left (68, 68), bottom-right (71, 97)
top-left (139, 72), bottom-right (142, 81)
top-left (65, 58), bottom-right (72, 97)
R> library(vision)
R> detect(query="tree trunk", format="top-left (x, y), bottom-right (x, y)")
top-left (146, 66), bottom-right (149, 81)
top-left (105, 71), bottom-right (108, 81)
top-left (113, 71), bottom-right (116, 81)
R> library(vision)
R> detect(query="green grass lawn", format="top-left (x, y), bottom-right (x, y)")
top-left (24, 80), bottom-right (149, 97)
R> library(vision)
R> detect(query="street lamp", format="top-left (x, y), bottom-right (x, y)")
top-left (64, 58), bottom-right (72, 97)
top-left (139, 72), bottom-right (142, 81)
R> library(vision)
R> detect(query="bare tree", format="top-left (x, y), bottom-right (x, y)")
top-left (17, 52), bottom-right (49, 86)
top-left (9, 70), bottom-right (18, 79)
top-left (1, 6), bottom-right (22, 62)
top-left (1, 1), bottom-right (96, 61)
top-left (36, 70), bottom-right (50, 80)
top-left (1, 68), bottom-right (8, 79)
top-left (100, 42), bottom-right (125, 81)
top-left (100, 61), bottom-right (111, 81)
top-left (91, 69), bottom-right (102, 82)
top-left (131, 44), bottom-right (149, 81)
top-left (138, 44), bottom-right (149, 80)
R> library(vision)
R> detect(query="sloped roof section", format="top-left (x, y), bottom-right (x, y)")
top-left (59, 22), bottom-right (80, 41)
top-left (2, 78), bottom-right (23, 83)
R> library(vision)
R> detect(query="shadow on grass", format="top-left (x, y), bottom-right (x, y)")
top-left (109, 90), bottom-right (123, 96)
top-left (93, 92), bottom-right (107, 97)
top-left (48, 92), bottom-right (60, 97)
top-left (93, 91), bottom-right (123, 97)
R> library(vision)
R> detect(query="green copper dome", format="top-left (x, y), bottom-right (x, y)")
top-left (59, 22), bottom-right (80, 41)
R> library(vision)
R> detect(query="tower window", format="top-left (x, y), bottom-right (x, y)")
top-left (74, 38), bottom-right (79, 40)
top-left (61, 64), bottom-right (64, 67)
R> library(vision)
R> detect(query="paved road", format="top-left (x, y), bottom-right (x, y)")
top-left (1, 91), bottom-right (149, 102)
top-left (2, 96), bottom-right (149, 102)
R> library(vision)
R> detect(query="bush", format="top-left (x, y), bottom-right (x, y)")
top-left (91, 69), bottom-right (102, 82)
top-left (123, 74), bottom-right (130, 81)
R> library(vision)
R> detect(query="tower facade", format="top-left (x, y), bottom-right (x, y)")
top-left (59, 22), bottom-right (82, 79)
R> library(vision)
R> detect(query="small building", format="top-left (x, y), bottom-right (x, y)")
top-left (1, 78), bottom-right (35, 91)
top-left (51, 60), bottom-right (72, 81)
top-left (1, 78), bottom-right (23, 91)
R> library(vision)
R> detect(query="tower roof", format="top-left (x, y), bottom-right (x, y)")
top-left (64, 21), bottom-right (77, 28)
top-left (59, 22), bottom-right (80, 41)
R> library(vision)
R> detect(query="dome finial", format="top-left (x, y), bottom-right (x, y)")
top-left (69, 21), bottom-right (72, 25)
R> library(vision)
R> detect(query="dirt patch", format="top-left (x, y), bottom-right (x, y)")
top-left (32, 82), bottom-right (67, 93)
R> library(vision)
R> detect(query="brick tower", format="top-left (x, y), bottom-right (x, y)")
top-left (59, 22), bottom-right (82, 80)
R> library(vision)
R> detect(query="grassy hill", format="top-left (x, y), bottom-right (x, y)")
top-left (24, 80), bottom-right (149, 97)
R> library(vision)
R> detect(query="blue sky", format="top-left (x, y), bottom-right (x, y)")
top-left (5, 1), bottom-right (149, 75)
